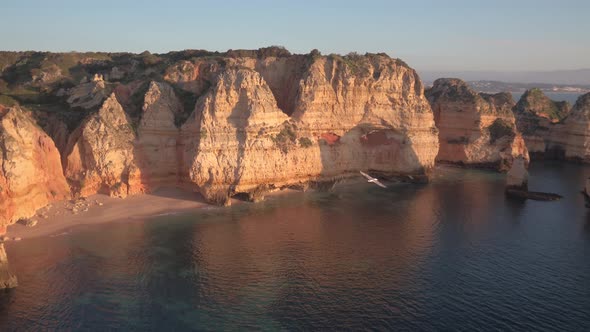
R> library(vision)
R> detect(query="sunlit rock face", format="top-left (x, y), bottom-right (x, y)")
top-left (506, 156), bottom-right (528, 190)
top-left (0, 106), bottom-right (70, 230)
top-left (512, 92), bottom-right (590, 163)
top-left (426, 78), bottom-right (528, 171)
top-left (134, 81), bottom-right (182, 189)
top-left (62, 93), bottom-right (138, 198)
top-left (0, 49), bottom-right (439, 207)
top-left (180, 54), bottom-right (439, 205)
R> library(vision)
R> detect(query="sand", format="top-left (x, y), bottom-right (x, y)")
top-left (5, 187), bottom-right (248, 240)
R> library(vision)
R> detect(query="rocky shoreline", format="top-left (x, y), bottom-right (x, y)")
top-left (1, 48), bottom-right (440, 233)
top-left (2, 48), bottom-right (590, 289)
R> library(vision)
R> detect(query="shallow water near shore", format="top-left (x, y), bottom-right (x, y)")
top-left (1, 161), bottom-right (590, 330)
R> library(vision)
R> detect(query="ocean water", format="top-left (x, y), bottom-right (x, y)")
top-left (1, 161), bottom-right (590, 331)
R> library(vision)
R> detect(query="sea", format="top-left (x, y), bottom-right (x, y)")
top-left (1, 161), bottom-right (589, 331)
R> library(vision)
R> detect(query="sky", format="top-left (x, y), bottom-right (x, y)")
top-left (1, 0), bottom-right (589, 72)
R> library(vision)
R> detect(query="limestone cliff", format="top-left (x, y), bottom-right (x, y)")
top-left (135, 81), bottom-right (182, 188)
top-left (0, 105), bottom-right (70, 231)
top-left (552, 93), bottom-right (590, 162)
top-left (180, 54), bottom-right (438, 204)
top-left (1, 49), bottom-right (439, 210)
top-left (62, 93), bottom-right (139, 198)
top-left (513, 88), bottom-right (570, 155)
top-left (426, 78), bottom-right (528, 170)
top-left (0, 243), bottom-right (17, 289)
top-left (506, 156), bottom-right (528, 190)
top-left (66, 74), bottom-right (111, 110)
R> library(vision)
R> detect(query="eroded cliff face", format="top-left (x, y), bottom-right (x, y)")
top-left (0, 105), bottom-right (70, 230)
top-left (513, 88), bottom-right (570, 155)
top-left (0, 243), bottom-right (17, 289)
top-left (426, 78), bottom-right (528, 170)
top-left (552, 93), bottom-right (590, 162)
top-left (180, 55), bottom-right (438, 204)
top-left (135, 81), bottom-right (182, 188)
top-left (62, 93), bottom-right (139, 198)
top-left (0, 49), bottom-right (439, 212)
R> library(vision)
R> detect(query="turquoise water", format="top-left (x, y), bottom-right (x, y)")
top-left (1, 161), bottom-right (589, 330)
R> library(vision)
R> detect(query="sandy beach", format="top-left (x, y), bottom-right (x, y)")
top-left (5, 187), bottom-right (247, 240)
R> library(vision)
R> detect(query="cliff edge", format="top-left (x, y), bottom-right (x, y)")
top-left (426, 78), bottom-right (528, 170)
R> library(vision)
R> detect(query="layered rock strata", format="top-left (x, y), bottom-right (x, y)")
top-left (506, 156), bottom-right (528, 190)
top-left (513, 88), bottom-right (570, 156)
top-left (0, 105), bottom-right (70, 231)
top-left (0, 49), bottom-right (439, 227)
top-left (551, 93), bottom-right (590, 162)
top-left (426, 78), bottom-right (528, 170)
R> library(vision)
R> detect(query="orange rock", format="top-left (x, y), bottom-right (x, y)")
top-left (0, 107), bottom-right (70, 229)
top-left (426, 78), bottom-right (529, 171)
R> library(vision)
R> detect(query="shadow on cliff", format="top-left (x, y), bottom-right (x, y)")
top-left (227, 93), bottom-right (249, 196)
top-left (316, 124), bottom-right (427, 188)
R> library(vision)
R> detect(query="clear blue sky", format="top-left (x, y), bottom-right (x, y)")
top-left (1, 0), bottom-right (588, 71)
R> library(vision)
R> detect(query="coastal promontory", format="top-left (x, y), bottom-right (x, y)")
top-left (0, 48), bottom-right (438, 228)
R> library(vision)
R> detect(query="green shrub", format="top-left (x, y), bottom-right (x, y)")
top-left (488, 119), bottom-right (515, 144)
top-left (299, 137), bottom-right (313, 148)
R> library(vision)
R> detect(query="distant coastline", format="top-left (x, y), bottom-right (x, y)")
top-left (423, 79), bottom-right (587, 104)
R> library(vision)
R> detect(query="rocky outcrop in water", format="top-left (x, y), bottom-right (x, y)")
top-left (0, 243), bottom-right (17, 289)
top-left (512, 91), bottom-right (590, 163)
top-left (551, 93), bottom-right (590, 162)
top-left (180, 54), bottom-right (438, 204)
top-left (0, 105), bottom-right (70, 233)
top-left (512, 88), bottom-right (570, 156)
top-left (505, 156), bottom-right (528, 190)
top-left (505, 155), bottom-right (562, 201)
top-left (426, 78), bottom-right (528, 170)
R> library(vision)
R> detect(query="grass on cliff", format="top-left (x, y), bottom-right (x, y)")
top-left (0, 94), bottom-right (19, 107)
top-left (488, 118), bottom-right (515, 144)
top-left (272, 122), bottom-right (297, 153)
top-left (521, 88), bottom-right (569, 122)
